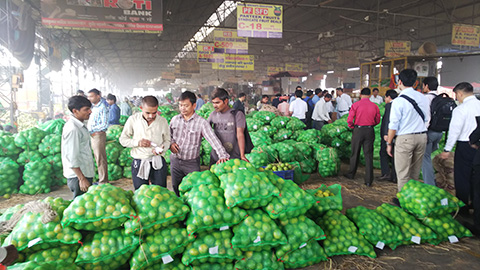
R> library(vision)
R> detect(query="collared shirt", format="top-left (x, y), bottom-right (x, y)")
top-left (336, 93), bottom-right (352, 112)
top-left (327, 101), bottom-right (334, 113)
top-left (278, 102), bottom-right (290, 116)
top-left (170, 113), bottom-right (229, 160)
top-left (108, 103), bottom-right (121, 125)
top-left (119, 113), bottom-right (171, 159)
top-left (347, 98), bottom-right (380, 129)
top-left (61, 116), bottom-right (95, 179)
top-left (119, 102), bottom-right (132, 116)
top-left (289, 98), bottom-right (308, 120)
top-left (445, 95), bottom-right (480, 151)
top-left (312, 98), bottom-right (331, 122)
top-left (388, 87), bottom-right (430, 135)
top-left (87, 98), bottom-right (109, 133)
top-left (312, 95), bottom-right (321, 104)
top-left (425, 91), bottom-right (438, 105)
top-left (195, 98), bottom-right (205, 110)
top-left (369, 95), bottom-right (384, 104)
top-left (303, 97), bottom-right (314, 110)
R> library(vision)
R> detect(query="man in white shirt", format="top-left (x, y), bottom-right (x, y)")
top-left (387, 69), bottom-right (430, 193)
top-left (336, 88), bottom-right (352, 118)
top-left (440, 82), bottom-right (480, 213)
top-left (369, 88), bottom-right (384, 104)
top-left (289, 89), bottom-right (308, 122)
top-left (312, 94), bottom-right (332, 130)
top-left (61, 96), bottom-right (96, 198)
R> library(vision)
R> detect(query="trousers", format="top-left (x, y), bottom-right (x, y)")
top-left (454, 142), bottom-right (476, 207)
top-left (67, 177), bottom-right (93, 199)
top-left (380, 138), bottom-right (396, 181)
top-left (394, 133), bottom-right (427, 191)
top-left (131, 157), bottom-right (168, 190)
top-left (91, 131), bottom-right (108, 184)
top-left (348, 127), bottom-right (374, 184)
top-left (421, 130), bottom-right (443, 186)
top-left (170, 156), bottom-right (201, 197)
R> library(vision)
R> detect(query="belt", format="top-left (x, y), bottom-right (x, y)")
top-left (338, 110), bottom-right (348, 113)
top-left (409, 131), bottom-right (427, 135)
top-left (355, 125), bottom-right (373, 128)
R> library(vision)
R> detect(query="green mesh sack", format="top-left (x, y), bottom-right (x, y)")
top-left (183, 184), bottom-right (247, 235)
top-left (293, 143), bottom-right (313, 159)
top-left (275, 215), bottom-right (326, 260)
top-left (75, 228), bottom-right (139, 270)
top-left (376, 203), bottom-right (438, 245)
top-left (235, 249), bottom-right (284, 270)
top-left (339, 130), bottom-right (352, 141)
top-left (263, 180), bottom-right (315, 220)
top-left (19, 159), bottom-right (52, 194)
top-left (274, 143), bottom-right (296, 163)
top-left (250, 131), bottom-right (273, 147)
top-left (290, 130), bottom-right (303, 141)
top-left (26, 244), bottom-right (79, 264)
top-left (62, 184), bottom-right (136, 231)
top-left (316, 146), bottom-right (340, 177)
top-left (280, 241), bottom-right (327, 269)
top-left (210, 159), bottom-right (256, 177)
top-left (3, 197), bottom-right (82, 252)
top-left (164, 149), bottom-right (172, 164)
top-left (258, 145), bottom-right (278, 162)
top-left (346, 206), bottom-right (405, 250)
top-left (0, 157), bottom-right (20, 196)
top-left (306, 184), bottom-right (342, 217)
top-left (273, 129), bottom-right (292, 142)
top-left (130, 226), bottom-right (195, 270)
top-left (106, 142), bottom-right (123, 164)
top-left (299, 158), bottom-right (317, 174)
top-left (200, 140), bottom-right (212, 166)
top-left (8, 261), bottom-right (81, 270)
top-left (246, 150), bottom-right (270, 168)
top-left (14, 127), bottom-right (47, 150)
top-left (142, 256), bottom-right (187, 270)
top-left (296, 129), bottom-right (321, 144)
top-left (397, 180), bottom-right (465, 218)
top-left (232, 209), bottom-right (287, 250)
top-left (39, 119), bottom-right (66, 134)
top-left (179, 170), bottom-right (220, 194)
top-left (0, 134), bottom-right (22, 158)
top-left (119, 115), bottom-right (129, 126)
top-left (421, 214), bottom-right (473, 244)
top-left (286, 117), bottom-right (306, 131)
top-left (16, 150), bottom-right (42, 166)
top-left (253, 111), bottom-right (276, 124)
top-left (317, 210), bottom-right (376, 258)
top-left (108, 163), bottom-right (123, 181)
top-left (123, 166), bottom-right (132, 178)
top-left (219, 170), bottom-right (279, 209)
top-left (181, 229), bottom-right (242, 266)
top-left (190, 262), bottom-right (234, 270)
top-left (44, 153), bottom-right (62, 172)
top-left (0, 204), bottom-right (24, 223)
top-left (38, 134), bottom-right (61, 156)
top-left (271, 116), bottom-right (289, 129)
top-left (118, 147), bottom-right (133, 167)
top-left (260, 125), bottom-right (277, 137)
top-left (246, 118), bottom-right (265, 132)
top-left (106, 125), bottom-right (123, 141)
top-left (124, 185), bottom-right (190, 235)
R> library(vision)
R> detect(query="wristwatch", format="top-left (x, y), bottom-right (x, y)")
top-left (386, 142), bottom-right (392, 146)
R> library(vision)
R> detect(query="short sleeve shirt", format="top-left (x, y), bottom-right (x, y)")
top-left (208, 109), bottom-right (246, 160)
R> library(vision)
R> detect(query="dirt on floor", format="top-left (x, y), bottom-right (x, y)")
top-left (0, 164), bottom-right (479, 270)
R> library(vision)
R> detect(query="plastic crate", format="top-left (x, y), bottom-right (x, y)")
top-left (263, 167), bottom-right (295, 181)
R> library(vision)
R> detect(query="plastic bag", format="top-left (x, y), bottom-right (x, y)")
top-left (235, 249), bottom-right (284, 270)
top-left (306, 184), bottom-right (343, 218)
top-left (179, 171), bottom-right (220, 194)
top-left (39, 119), bottom-right (65, 134)
top-left (263, 180), bottom-right (315, 220)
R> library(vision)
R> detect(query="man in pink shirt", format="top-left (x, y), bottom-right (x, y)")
top-left (344, 88), bottom-right (381, 186)
top-left (277, 96), bottom-right (290, 116)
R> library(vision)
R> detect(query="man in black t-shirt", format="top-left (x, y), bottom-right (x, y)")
top-left (232, 93), bottom-right (246, 113)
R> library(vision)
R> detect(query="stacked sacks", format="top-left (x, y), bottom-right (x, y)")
top-left (118, 147), bottom-right (133, 178)
top-left (105, 142), bottom-right (124, 181)
top-left (16, 150), bottom-right (42, 166)
top-left (14, 127), bottom-right (47, 151)
top-left (38, 134), bottom-right (66, 186)
top-left (313, 144), bottom-right (340, 177)
top-left (0, 134), bottom-right (22, 159)
top-left (0, 157), bottom-right (20, 197)
top-left (320, 120), bottom-right (352, 159)
top-left (8, 261), bottom-right (80, 270)
top-left (234, 249), bottom-right (284, 270)
top-left (306, 184), bottom-right (342, 217)
top-left (39, 119), bottom-right (66, 134)
top-left (178, 170), bottom-right (220, 195)
top-left (200, 139), bottom-right (212, 166)
top-left (19, 160), bottom-right (53, 194)
top-left (106, 125), bottom-right (123, 142)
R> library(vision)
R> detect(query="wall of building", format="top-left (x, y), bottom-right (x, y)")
top-left (440, 55), bottom-right (480, 87)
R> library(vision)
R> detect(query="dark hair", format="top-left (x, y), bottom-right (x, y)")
top-left (68, 95), bottom-right (91, 113)
top-left (239, 93), bottom-right (246, 98)
top-left (262, 95), bottom-right (269, 99)
top-left (295, 90), bottom-right (303, 98)
top-left (295, 85), bottom-right (302, 90)
top-left (361, 88), bottom-right (371, 95)
top-left (211, 88), bottom-right (229, 101)
top-left (4, 125), bottom-right (13, 132)
top-left (88, 88), bottom-right (101, 96)
top-left (453, 82), bottom-right (473, 93)
top-left (422, 77), bottom-right (439, 91)
top-left (179, 91), bottom-right (197, 105)
top-left (0, 125), bottom-right (3, 131)
top-left (372, 88), bottom-right (379, 92)
top-left (322, 90), bottom-right (329, 95)
top-left (142, 95), bottom-right (159, 107)
top-left (106, 94), bottom-right (116, 103)
top-left (306, 90), bottom-right (313, 97)
top-left (315, 88), bottom-right (322, 95)
top-left (385, 89), bottom-right (398, 99)
top-left (324, 94), bottom-right (332, 99)
top-left (76, 90), bottom-right (85, 95)
top-left (275, 93), bottom-right (281, 97)
top-left (398, 69), bottom-right (417, 87)
top-left (197, 94), bottom-right (203, 98)
top-left (336, 87), bottom-right (343, 92)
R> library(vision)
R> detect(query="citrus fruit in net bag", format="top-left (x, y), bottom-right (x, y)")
top-left (26, 244), bottom-right (80, 264)
top-left (0, 157), bottom-right (20, 197)
top-left (19, 160), bottom-right (52, 194)
top-left (235, 248), bottom-right (284, 270)
top-left (280, 240), bottom-right (327, 269)
top-left (130, 226), bottom-right (195, 270)
top-left (16, 150), bottom-right (42, 166)
top-left (39, 119), bottom-right (65, 134)
top-left (275, 215), bottom-right (325, 260)
top-left (250, 131), bottom-right (272, 147)
top-left (183, 184), bottom-right (247, 235)
top-left (232, 209), bottom-right (287, 250)
top-left (191, 262), bottom-right (234, 270)
top-left (306, 184), bottom-right (343, 218)
top-left (105, 142), bottom-right (123, 164)
top-left (245, 150), bottom-right (270, 169)
top-left (346, 206), bottom-right (405, 250)
top-left (260, 125), bottom-right (277, 137)
top-left (296, 129), bottom-right (321, 144)
top-left (253, 111), bottom-right (276, 124)
top-left (315, 146), bottom-right (340, 177)
top-left (200, 139), bottom-right (212, 166)
top-left (262, 169), bottom-right (286, 189)
top-left (316, 210), bottom-right (376, 258)
top-left (8, 261), bottom-right (81, 270)
top-left (108, 163), bottom-right (123, 181)
top-left (118, 147), bottom-right (133, 167)
top-left (181, 229), bottom-right (242, 266)
top-left (299, 158), bottom-right (317, 174)
top-left (38, 134), bottom-right (61, 156)
top-left (263, 180), bottom-right (315, 220)
top-left (376, 203), bottom-right (438, 245)
top-left (179, 170), bottom-right (220, 194)
top-left (219, 170), bottom-right (279, 209)
top-left (273, 143), bottom-right (296, 163)
top-left (286, 117), bottom-right (305, 131)
top-left (14, 127), bottom-right (47, 150)
top-left (397, 180), bottom-right (465, 218)
top-left (142, 255), bottom-right (187, 270)
top-left (124, 185), bottom-right (190, 235)
top-left (62, 183), bottom-right (136, 231)
top-left (3, 197), bottom-right (82, 252)
top-left (0, 134), bottom-right (22, 158)
top-left (75, 228), bottom-right (139, 270)
top-left (246, 118), bottom-right (265, 132)
top-left (421, 214), bottom-right (473, 244)
top-left (270, 116), bottom-right (289, 129)
top-left (210, 159), bottom-right (256, 177)
top-left (106, 125), bottom-right (123, 141)
top-left (119, 115), bottom-right (129, 126)
top-left (0, 204), bottom-right (24, 223)
top-left (273, 129), bottom-right (292, 142)
top-left (123, 166), bottom-right (132, 178)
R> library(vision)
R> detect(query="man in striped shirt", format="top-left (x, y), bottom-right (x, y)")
top-left (169, 91), bottom-right (230, 196)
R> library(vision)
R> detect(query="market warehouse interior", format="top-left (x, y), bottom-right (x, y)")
top-left (1, 0), bottom-right (480, 269)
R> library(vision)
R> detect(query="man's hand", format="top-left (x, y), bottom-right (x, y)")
top-left (387, 144), bottom-right (393, 157)
top-left (440, 151), bottom-right (450, 160)
top-left (471, 144), bottom-right (479, 150)
top-left (170, 143), bottom-right (180, 154)
top-left (216, 158), bottom-right (229, 164)
top-left (241, 155), bottom-right (250, 162)
top-left (2, 245), bottom-right (18, 266)
top-left (79, 176), bottom-right (91, 192)
top-left (383, 135), bottom-right (388, 142)
top-left (138, 139), bottom-right (151, 147)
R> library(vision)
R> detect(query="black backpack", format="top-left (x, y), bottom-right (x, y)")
top-left (429, 93), bottom-right (457, 132)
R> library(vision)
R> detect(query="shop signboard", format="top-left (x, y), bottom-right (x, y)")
top-left (197, 43), bottom-right (223, 63)
top-left (384, 40), bottom-right (411, 57)
top-left (213, 29), bottom-right (248, 54)
top-left (212, 54), bottom-right (254, 71)
top-left (285, 63), bottom-right (303, 72)
top-left (237, 2), bottom-right (283, 38)
top-left (267, 66), bottom-right (283, 75)
top-left (180, 59), bottom-right (200, 73)
top-left (451, 23), bottom-right (480, 47)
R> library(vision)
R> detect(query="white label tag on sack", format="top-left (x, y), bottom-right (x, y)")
top-left (162, 255), bottom-right (174, 264)
top-left (375, 241), bottom-right (385, 250)
top-left (253, 236), bottom-right (261, 244)
top-left (411, 236), bottom-right (421, 244)
top-left (299, 243), bottom-right (307, 249)
top-left (448, 235), bottom-right (459, 243)
top-left (219, 226), bottom-right (229, 231)
top-left (239, 167), bottom-right (247, 170)
top-left (348, 246), bottom-right (358, 253)
top-left (266, 116), bottom-right (270, 120)
top-left (283, 135), bottom-right (288, 139)
top-left (264, 127), bottom-right (268, 131)
top-left (28, 238), bottom-right (42, 248)
top-left (253, 125), bottom-right (258, 129)
top-left (336, 128), bottom-right (340, 133)
top-left (209, 246), bottom-right (219, 255)
top-left (441, 198), bottom-right (448, 206)
top-left (280, 121), bottom-right (285, 125)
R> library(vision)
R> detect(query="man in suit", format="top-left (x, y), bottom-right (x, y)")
top-left (378, 89), bottom-right (398, 182)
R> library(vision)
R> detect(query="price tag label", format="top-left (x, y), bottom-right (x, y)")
top-left (266, 116), bottom-right (270, 120)
top-left (253, 125), bottom-right (258, 129)
top-left (411, 236), bottom-right (421, 244)
top-left (239, 167), bottom-right (247, 170)
top-left (264, 127), bottom-right (268, 131)
top-left (336, 128), bottom-right (340, 133)
top-left (219, 226), bottom-right (229, 231)
top-left (253, 236), bottom-right (261, 243)
top-left (299, 243), bottom-right (307, 249)
top-left (441, 198), bottom-right (448, 206)
top-left (348, 246), bottom-right (358, 253)
top-left (280, 121), bottom-right (285, 125)
top-left (283, 135), bottom-right (288, 139)
top-left (209, 246), bottom-right (219, 255)
top-left (448, 235), bottom-right (459, 243)
top-left (162, 255), bottom-right (174, 264)
top-left (375, 241), bottom-right (385, 250)
top-left (28, 238), bottom-right (42, 248)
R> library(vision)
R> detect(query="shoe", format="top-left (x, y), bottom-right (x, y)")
top-left (376, 174), bottom-right (391, 181)
top-left (365, 182), bottom-right (372, 187)
top-left (392, 198), bottom-right (400, 207)
top-left (344, 173), bottom-right (354, 179)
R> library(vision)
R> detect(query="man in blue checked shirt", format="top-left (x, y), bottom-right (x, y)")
top-left (87, 89), bottom-right (109, 184)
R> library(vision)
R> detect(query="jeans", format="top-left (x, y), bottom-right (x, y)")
top-left (421, 130), bottom-right (443, 186)
top-left (67, 177), bottom-right (93, 199)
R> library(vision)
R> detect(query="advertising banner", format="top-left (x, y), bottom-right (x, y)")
top-left (384, 40), bottom-right (411, 58)
top-left (285, 63), bottom-right (303, 72)
top-left (237, 2), bottom-right (283, 38)
top-left (41, 0), bottom-right (163, 33)
top-left (213, 29), bottom-right (248, 54)
top-left (196, 43), bottom-right (223, 63)
top-left (451, 23), bottom-right (480, 47)
top-left (267, 66), bottom-right (283, 75)
top-left (212, 54), bottom-right (254, 71)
